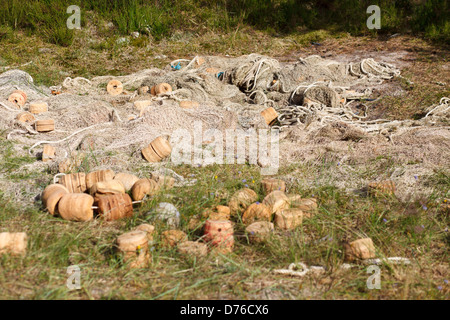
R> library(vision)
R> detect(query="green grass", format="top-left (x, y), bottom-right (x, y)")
top-left (0, 155), bottom-right (448, 299)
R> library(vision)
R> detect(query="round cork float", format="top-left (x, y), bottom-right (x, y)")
top-left (90, 180), bottom-right (125, 200)
top-left (203, 220), bottom-right (234, 253)
top-left (246, 221), bottom-right (274, 243)
top-left (15, 112), bottom-right (35, 123)
top-left (202, 205), bottom-right (231, 221)
top-left (59, 172), bottom-right (87, 193)
top-left (35, 119), bottom-right (55, 132)
top-left (85, 169), bottom-right (115, 190)
top-left (344, 238), bottom-right (376, 261)
top-left (262, 190), bottom-right (290, 214)
top-left (58, 193), bottom-right (94, 221)
top-left (114, 172), bottom-right (140, 192)
top-left (135, 224), bottom-right (155, 242)
top-left (142, 136), bottom-right (172, 163)
top-left (13, 90), bottom-right (27, 101)
top-left (107, 80), bottom-right (123, 96)
top-left (29, 102), bottom-right (48, 114)
top-left (154, 83), bottom-right (172, 95)
top-left (8, 90), bottom-right (27, 108)
top-left (131, 178), bottom-right (159, 201)
top-left (260, 107), bottom-right (278, 126)
top-left (96, 193), bottom-right (133, 221)
top-left (228, 188), bottom-right (258, 215)
top-left (117, 230), bottom-right (148, 253)
top-left (116, 230), bottom-right (149, 268)
top-left (41, 184), bottom-right (69, 216)
top-left (242, 202), bottom-right (272, 225)
top-left (274, 208), bottom-right (303, 230)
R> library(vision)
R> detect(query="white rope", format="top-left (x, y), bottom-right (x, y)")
top-left (53, 173), bottom-right (66, 184)
top-left (28, 121), bottom-right (114, 155)
top-left (0, 101), bottom-right (20, 112)
top-left (273, 262), bottom-right (325, 277)
top-left (363, 257), bottom-right (411, 265)
top-left (347, 58), bottom-right (400, 84)
top-left (62, 76), bottom-right (92, 88)
top-left (424, 97), bottom-right (450, 118)
top-left (6, 129), bottom-right (31, 140)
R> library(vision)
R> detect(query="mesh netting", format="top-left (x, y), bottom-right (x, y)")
top-left (0, 54), bottom-right (448, 186)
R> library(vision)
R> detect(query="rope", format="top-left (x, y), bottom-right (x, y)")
top-left (347, 58), bottom-right (400, 84)
top-left (62, 77), bottom-right (92, 88)
top-left (7, 129), bottom-right (38, 140)
top-left (273, 262), bottom-right (325, 277)
top-left (424, 97), bottom-right (450, 119)
top-left (362, 257), bottom-right (411, 265)
top-left (340, 257), bottom-right (411, 269)
top-left (53, 173), bottom-right (66, 184)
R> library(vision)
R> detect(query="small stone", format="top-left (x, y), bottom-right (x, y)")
top-left (152, 202), bottom-right (180, 228)
top-left (116, 37), bottom-right (129, 45)
top-left (131, 32), bottom-right (140, 38)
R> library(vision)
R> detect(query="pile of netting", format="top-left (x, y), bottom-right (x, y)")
top-left (0, 54), bottom-right (448, 173)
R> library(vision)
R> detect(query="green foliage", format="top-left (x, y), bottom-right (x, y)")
top-left (0, 0), bottom-right (448, 45)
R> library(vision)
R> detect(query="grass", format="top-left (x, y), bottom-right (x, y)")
top-left (0, 140), bottom-right (448, 299)
top-left (0, 1), bottom-right (449, 301)
top-left (0, 0), bottom-right (448, 46)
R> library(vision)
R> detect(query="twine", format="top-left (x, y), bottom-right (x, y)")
top-left (273, 262), bottom-right (325, 277)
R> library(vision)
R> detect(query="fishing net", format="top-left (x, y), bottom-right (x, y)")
top-left (0, 53), bottom-right (448, 203)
